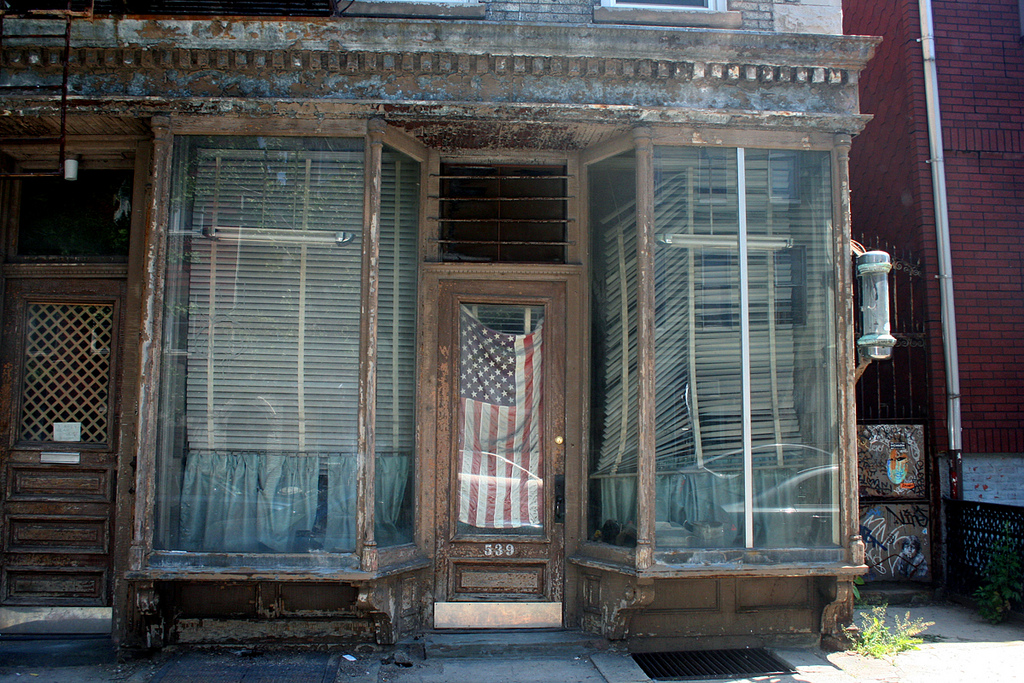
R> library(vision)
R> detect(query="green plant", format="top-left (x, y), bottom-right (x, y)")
top-left (973, 524), bottom-right (1023, 624)
top-left (853, 605), bottom-right (932, 659)
top-left (852, 575), bottom-right (866, 602)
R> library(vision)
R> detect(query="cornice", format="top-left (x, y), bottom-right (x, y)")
top-left (2, 45), bottom-right (861, 89)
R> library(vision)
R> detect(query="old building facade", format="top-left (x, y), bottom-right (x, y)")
top-left (0, 0), bottom-right (875, 650)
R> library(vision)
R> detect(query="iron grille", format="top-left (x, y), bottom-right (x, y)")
top-left (437, 163), bottom-right (570, 264)
top-left (19, 302), bottom-right (113, 444)
top-left (632, 648), bottom-right (794, 681)
top-left (945, 499), bottom-right (1024, 612)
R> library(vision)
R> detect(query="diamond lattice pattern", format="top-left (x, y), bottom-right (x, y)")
top-left (19, 303), bottom-right (113, 444)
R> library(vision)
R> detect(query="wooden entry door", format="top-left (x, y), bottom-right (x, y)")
top-left (434, 279), bottom-right (566, 628)
top-left (0, 278), bottom-right (124, 609)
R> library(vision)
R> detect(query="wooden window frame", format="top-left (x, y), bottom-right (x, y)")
top-left (131, 118), bottom-right (430, 579)
top-left (578, 127), bottom-right (858, 576)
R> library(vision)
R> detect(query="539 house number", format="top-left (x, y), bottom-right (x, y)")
top-left (483, 543), bottom-right (515, 557)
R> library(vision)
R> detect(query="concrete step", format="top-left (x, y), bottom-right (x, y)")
top-left (859, 580), bottom-right (935, 606)
top-left (422, 629), bottom-right (610, 659)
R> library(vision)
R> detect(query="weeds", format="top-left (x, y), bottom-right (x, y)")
top-left (973, 523), bottom-right (1023, 624)
top-left (852, 605), bottom-right (933, 659)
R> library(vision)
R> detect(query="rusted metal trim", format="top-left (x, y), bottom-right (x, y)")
top-left (633, 128), bottom-right (655, 571)
top-left (129, 116), bottom-right (171, 573)
top-left (113, 135), bottom-right (151, 648)
top-left (0, 263), bottom-right (128, 278)
top-left (649, 127), bottom-right (838, 151)
top-left (358, 119), bottom-right (386, 572)
top-left (832, 134), bottom-right (863, 568)
top-left (382, 124), bottom-right (428, 163)
top-left (581, 132), bottom-right (635, 167)
top-left (167, 114), bottom-right (367, 138)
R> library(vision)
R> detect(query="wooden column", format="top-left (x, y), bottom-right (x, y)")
top-left (833, 133), bottom-right (864, 567)
top-left (634, 129), bottom-right (655, 570)
top-left (358, 119), bottom-right (386, 572)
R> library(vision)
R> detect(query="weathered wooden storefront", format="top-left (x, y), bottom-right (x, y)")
top-left (0, 6), bottom-right (875, 651)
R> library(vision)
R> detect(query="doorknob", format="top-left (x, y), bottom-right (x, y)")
top-left (554, 436), bottom-right (564, 445)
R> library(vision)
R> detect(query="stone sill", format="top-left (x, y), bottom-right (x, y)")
top-left (594, 6), bottom-right (743, 29)
top-left (341, 1), bottom-right (485, 19)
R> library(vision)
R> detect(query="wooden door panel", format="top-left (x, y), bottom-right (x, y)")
top-left (8, 465), bottom-right (112, 501)
top-left (0, 279), bottom-right (124, 607)
top-left (2, 566), bottom-right (108, 605)
top-left (434, 279), bottom-right (566, 616)
top-left (7, 516), bottom-right (110, 553)
top-left (453, 562), bottom-right (547, 599)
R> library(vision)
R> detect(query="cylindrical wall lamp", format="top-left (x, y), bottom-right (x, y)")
top-left (64, 155), bottom-right (80, 181)
top-left (856, 250), bottom-right (897, 360)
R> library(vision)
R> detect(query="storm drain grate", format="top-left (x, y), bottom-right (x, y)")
top-left (151, 652), bottom-right (340, 683)
top-left (632, 648), bottom-right (794, 680)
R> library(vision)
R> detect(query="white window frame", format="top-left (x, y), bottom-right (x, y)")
top-left (600, 0), bottom-right (727, 12)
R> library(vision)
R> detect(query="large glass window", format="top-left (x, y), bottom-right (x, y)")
top-left (375, 148), bottom-right (420, 547)
top-left (588, 150), bottom-right (640, 547)
top-left (154, 136), bottom-right (419, 557)
top-left (587, 144), bottom-right (838, 554)
top-left (653, 147), bottom-right (838, 550)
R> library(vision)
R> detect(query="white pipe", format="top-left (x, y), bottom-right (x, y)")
top-left (918, 0), bottom-right (963, 462)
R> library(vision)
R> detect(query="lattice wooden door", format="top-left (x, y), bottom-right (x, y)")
top-left (0, 279), bottom-right (124, 608)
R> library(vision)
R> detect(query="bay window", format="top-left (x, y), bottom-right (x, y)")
top-left (153, 134), bottom-right (419, 561)
top-left (589, 142), bottom-right (839, 556)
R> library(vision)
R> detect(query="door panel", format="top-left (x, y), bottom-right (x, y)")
top-left (435, 280), bottom-right (565, 624)
top-left (0, 279), bottom-right (124, 607)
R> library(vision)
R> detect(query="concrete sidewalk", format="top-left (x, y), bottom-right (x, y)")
top-left (0, 602), bottom-right (1021, 682)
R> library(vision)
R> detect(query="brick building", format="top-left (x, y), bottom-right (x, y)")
top-left (1, 0), bottom-right (876, 651)
top-left (844, 0), bottom-right (1024, 588)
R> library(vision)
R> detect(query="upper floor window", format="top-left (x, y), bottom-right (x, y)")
top-left (600, 0), bottom-right (728, 10)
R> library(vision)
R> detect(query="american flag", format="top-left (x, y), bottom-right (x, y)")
top-left (458, 308), bottom-right (544, 529)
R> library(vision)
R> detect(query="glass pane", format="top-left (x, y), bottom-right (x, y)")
top-left (19, 303), bottom-right (113, 444)
top-left (745, 149), bottom-right (838, 548)
top-left (457, 304), bottom-right (545, 536)
top-left (653, 146), bottom-right (744, 549)
top-left (375, 148), bottom-right (420, 547)
top-left (18, 170), bottom-right (132, 257)
top-left (588, 150), bottom-right (639, 547)
top-left (155, 136), bottom-right (364, 554)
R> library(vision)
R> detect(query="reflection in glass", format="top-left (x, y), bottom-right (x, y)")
top-left (588, 151), bottom-right (639, 547)
top-left (653, 147), bottom-right (838, 550)
top-left (375, 148), bottom-right (420, 547)
top-left (155, 136), bottom-right (365, 554)
top-left (456, 304), bottom-right (545, 537)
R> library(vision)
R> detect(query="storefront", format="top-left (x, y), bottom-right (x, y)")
top-left (0, 10), bottom-right (875, 651)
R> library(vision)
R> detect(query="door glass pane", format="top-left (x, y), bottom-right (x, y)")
top-left (19, 303), bottom-right (113, 444)
top-left (457, 304), bottom-right (544, 536)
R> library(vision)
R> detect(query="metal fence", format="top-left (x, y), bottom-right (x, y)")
top-left (944, 499), bottom-right (1024, 610)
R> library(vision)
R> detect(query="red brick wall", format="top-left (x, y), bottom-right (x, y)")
top-left (845, 0), bottom-right (1024, 455)
top-left (933, 0), bottom-right (1024, 454)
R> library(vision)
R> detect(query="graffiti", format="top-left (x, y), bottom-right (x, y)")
top-left (858, 424), bottom-right (925, 498)
top-left (859, 503), bottom-right (930, 582)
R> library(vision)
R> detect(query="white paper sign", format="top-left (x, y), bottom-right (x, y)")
top-left (53, 422), bottom-right (82, 442)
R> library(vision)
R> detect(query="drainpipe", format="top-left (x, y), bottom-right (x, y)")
top-left (918, 0), bottom-right (963, 497)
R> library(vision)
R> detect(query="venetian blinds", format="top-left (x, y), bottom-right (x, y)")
top-left (183, 145), bottom-right (365, 455)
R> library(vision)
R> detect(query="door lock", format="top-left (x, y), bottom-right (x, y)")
top-left (554, 474), bottom-right (565, 524)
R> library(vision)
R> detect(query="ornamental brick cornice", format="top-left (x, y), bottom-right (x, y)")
top-left (3, 44), bottom-right (857, 88)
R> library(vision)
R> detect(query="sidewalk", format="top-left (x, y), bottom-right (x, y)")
top-left (0, 602), bottom-right (1021, 682)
